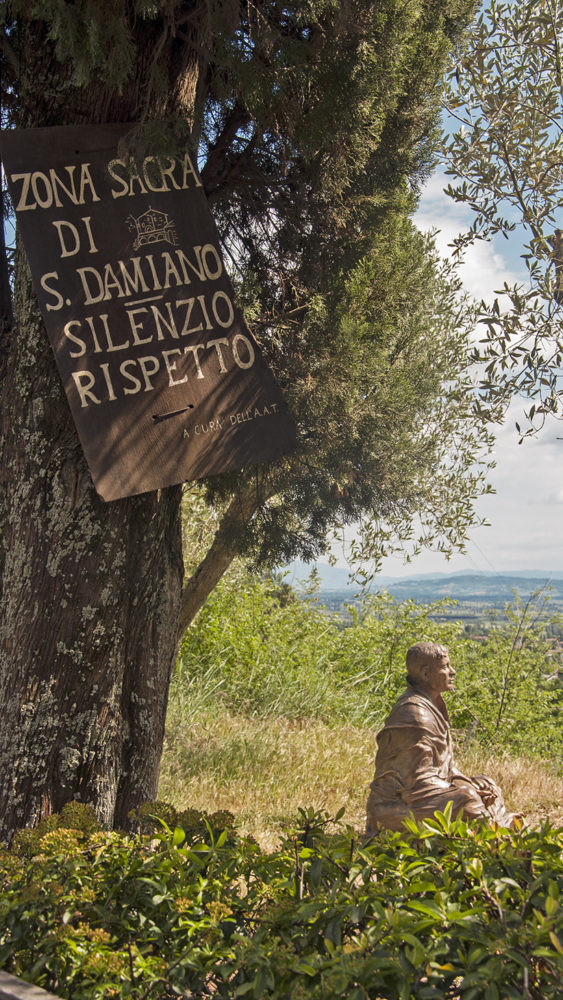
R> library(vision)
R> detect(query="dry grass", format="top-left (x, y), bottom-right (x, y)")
top-left (159, 709), bottom-right (563, 850)
top-left (456, 745), bottom-right (563, 828)
top-left (160, 711), bottom-right (378, 850)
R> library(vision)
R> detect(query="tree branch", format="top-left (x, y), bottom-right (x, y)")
top-left (176, 483), bottom-right (273, 640)
top-left (499, 135), bottom-right (543, 243)
top-left (0, 28), bottom-right (19, 76)
top-left (201, 101), bottom-right (253, 194)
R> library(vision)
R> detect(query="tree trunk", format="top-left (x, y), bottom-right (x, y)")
top-left (0, 18), bottom-right (208, 839)
top-left (0, 254), bottom-right (183, 832)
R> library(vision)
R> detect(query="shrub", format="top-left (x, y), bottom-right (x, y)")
top-left (1, 802), bottom-right (562, 999)
top-left (448, 593), bottom-right (563, 760)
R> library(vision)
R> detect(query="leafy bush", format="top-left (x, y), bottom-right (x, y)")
top-left (448, 593), bottom-right (563, 760)
top-left (1, 802), bottom-right (563, 999)
top-left (176, 574), bottom-right (463, 727)
top-left (175, 572), bottom-right (563, 761)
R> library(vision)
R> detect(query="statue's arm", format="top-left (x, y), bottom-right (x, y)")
top-left (449, 766), bottom-right (499, 807)
top-left (450, 765), bottom-right (471, 781)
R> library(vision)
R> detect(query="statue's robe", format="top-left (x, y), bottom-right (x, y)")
top-left (366, 684), bottom-right (514, 833)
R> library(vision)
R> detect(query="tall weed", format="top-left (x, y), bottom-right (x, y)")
top-left (176, 575), bottom-right (462, 728)
top-left (175, 572), bottom-right (563, 760)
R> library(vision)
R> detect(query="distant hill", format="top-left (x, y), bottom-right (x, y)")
top-left (283, 561), bottom-right (392, 591)
top-left (282, 561), bottom-right (563, 609)
top-left (371, 573), bottom-right (563, 605)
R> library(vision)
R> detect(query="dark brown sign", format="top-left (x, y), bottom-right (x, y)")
top-left (0, 124), bottom-right (296, 500)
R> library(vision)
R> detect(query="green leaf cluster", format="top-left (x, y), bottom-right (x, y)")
top-left (1, 801), bottom-right (563, 998)
top-left (443, 0), bottom-right (563, 431)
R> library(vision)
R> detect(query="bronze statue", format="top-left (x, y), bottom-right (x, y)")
top-left (366, 641), bottom-right (517, 833)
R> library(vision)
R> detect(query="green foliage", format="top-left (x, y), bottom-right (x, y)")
top-left (176, 571), bottom-right (461, 727)
top-left (7, 0), bottom-right (135, 88)
top-left (448, 590), bottom-right (563, 759)
top-left (1, 802), bottom-right (563, 999)
top-left (443, 0), bottom-right (563, 430)
top-left (211, 215), bottom-right (495, 572)
top-left (181, 0), bottom-right (492, 573)
top-left (10, 802), bottom-right (101, 859)
top-left (0, 801), bottom-right (253, 1000)
top-left (176, 571), bottom-right (563, 760)
top-left (128, 799), bottom-right (236, 841)
top-left (2, 0), bottom-right (493, 577)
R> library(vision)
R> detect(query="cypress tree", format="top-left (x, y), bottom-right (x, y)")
top-left (0, 0), bottom-right (479, 839)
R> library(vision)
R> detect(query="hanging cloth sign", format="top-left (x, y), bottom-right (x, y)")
top-left (0, 123), bottom-right (296, 500)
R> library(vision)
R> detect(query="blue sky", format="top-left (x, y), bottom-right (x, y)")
top-left (333, 172), bottom-right (563, 579)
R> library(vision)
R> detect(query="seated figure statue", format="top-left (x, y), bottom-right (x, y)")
top-left (366, 641), bottom-right (516, 834)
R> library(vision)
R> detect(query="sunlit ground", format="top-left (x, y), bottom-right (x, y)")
top-left (160, 709), bottom-right (563, 850)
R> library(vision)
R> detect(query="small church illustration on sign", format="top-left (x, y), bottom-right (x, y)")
top-left (127, 208), bottom-right (178, 251)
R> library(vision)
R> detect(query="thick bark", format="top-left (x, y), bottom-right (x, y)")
top-left (0, 247), bottom-right (183, 835)
top-left (0, 255), bottom-right (183, 832)
top-left (0, 17), bottom-right (211, 838)
top-left (176, 486), bottom-right (264, 639)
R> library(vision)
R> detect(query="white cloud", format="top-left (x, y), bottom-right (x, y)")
top-left (473, 403), bottom-right (563, 569)
top-left (414, 172), bottom-right (524, 301)
top-left (334, 176), bottom-right (563, 580)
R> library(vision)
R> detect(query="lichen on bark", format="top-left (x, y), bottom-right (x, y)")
top-left (0, 9), bottom-right (205, 840)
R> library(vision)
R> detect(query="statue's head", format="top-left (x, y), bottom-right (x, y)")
top-left (406, 641), bottom-right (455, 694)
